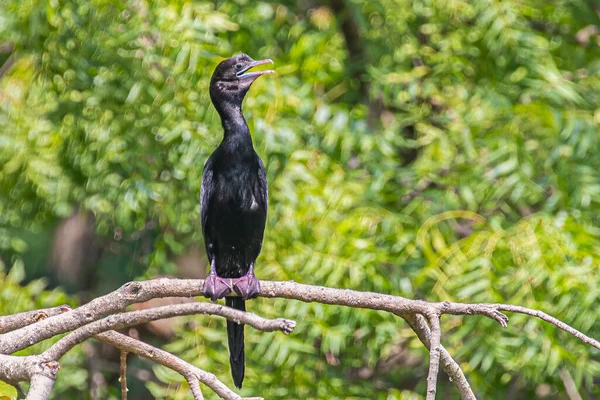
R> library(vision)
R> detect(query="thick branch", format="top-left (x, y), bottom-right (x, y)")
top-left (0, 355), bottom-right (58, 383)
top-left (0, 305), bottom-right (71, 334)
top-left (0, 278), bottom-right (598, 400)
top-left (0, 303), bottom-right (289, 398)
top-left (43, 302), bottom-right (295, 360)
top-left (2, 279), bottom-right (597, 355)
top-left (0, 356), bottom-right (59, 400)
top-left (259, 281), bottom-right (508, 325)
top-left (0, 279), bottom-right (204, 354)
top-left (25, 374), bottom-right (55, 400)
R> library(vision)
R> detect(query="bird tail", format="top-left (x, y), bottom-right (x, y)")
top-left (225, 296), bottom-right (245, 388)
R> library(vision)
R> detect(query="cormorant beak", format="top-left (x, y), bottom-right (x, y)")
top-left (236, 59), bottom-right (274, 80)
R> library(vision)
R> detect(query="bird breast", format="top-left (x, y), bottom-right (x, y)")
top-left (215, 170), bottom-right (261, 213)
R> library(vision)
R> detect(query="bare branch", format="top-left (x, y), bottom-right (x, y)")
top-left (262, 282), bottom-right (599, 351)
top-left (2, 279), bottom-right (488, 354)
top-left (120, 351), bottom-right (128, 400)
top-left (0, 358), bottom-right (60, 399)
top-left (187, 377), bottom-right (205, 400)
top-left (0, 356), bottom-right (58, 383)
top-left (259, 281), bottom-right (509, 324)
top-left (0, 278), bottom-right (597, 400)
top-left (0, 305), bottom-right (71, 334)
top-left (494, 304), bottom-right (600, 350)
top-left (42, 302), bottom-right (295, 360)
top-left (25, 374), bottom-right (55, 400)
top-left (559, 368), bottom-right (582, 400)
top-left (403, 313), bottom-right (476, 400)
top-left (425, 314), bottom-right (441, 400)
top-left (0, 279), bottom-right (203, 354)
top-left (437, 302), bottom-right (508, 327)
top-left (97, 331), bottom-right (261, 400)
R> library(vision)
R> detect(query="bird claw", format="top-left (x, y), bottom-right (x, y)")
top-left (233, 274), bottom-right (261, 300)
top-left (203, 275), bottom-right (232, 301)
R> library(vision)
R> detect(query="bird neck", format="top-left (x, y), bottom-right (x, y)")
top-left (218, 102), bottom-right (253, 149)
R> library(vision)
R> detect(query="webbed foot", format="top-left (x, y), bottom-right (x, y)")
top-left (203, 274), bottom-right (232, 301)
top-left (233, 273), bottom-right (260, 300)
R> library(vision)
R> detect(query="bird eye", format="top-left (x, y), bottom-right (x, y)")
top-left (235, 63), bottom-right (243, 71)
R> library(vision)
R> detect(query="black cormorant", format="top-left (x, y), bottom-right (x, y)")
top-left (201, 53), bottom-right (273, 388)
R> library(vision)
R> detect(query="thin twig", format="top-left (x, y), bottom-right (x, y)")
top-left (96, 331), bottom-right (260, 400)
top-left (120, 351), bottom-right (128, 400)
top-left (494, 304), bottom-right (600, 350)
top-left (425, 313), bottom-right (442, 400)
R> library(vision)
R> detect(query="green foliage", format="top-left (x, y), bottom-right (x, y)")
top-left (1, 0), bottom-right (599, 399)
top-left (0, 380), bottom-right (18, 400)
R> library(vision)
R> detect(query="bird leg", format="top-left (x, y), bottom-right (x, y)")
top-left (233, 263), bottom-right (261, 300)
top-left (202, 258), bottom-right (232, 301)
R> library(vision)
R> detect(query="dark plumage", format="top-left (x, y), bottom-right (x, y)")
top-left (200, 53), bottom-right (273, 388)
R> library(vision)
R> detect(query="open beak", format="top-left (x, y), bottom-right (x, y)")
top-left (236, 59), bottom-right (274, 80)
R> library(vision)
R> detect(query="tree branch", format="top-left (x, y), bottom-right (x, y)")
top-left (0, 279), bottom-right (203, 354)
top-left (403, 313), bottom-right (476, 399)
top-left (0, 305), bottom-right (71, 334)
top-left (187, 378), bottom-right (205, 400)
top-left (42, 302), bottom-right (296, 361)
top-left (558, 368), bottom-right (582, 400)
top-left (25, 374), bottom-right (55, 400)
top-left (0, 278), bottom-right (597, 400)
top-left (259, 281), bottom-right (509, 326)
top-left (425, 313), bottom-right (441, 400)
top-left (96, 331), bottom-right (261, 400)
top-left (494, 304), bottom-right (600, 350)
top-left (1, 279), bottom-right (508, 355)
top-left (0, 356), bottom-right (58, 383)
top-left (120, 351), bottom-right (128, 400)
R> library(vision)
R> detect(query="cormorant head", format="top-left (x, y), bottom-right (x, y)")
top-left (209, 53), bottom-right (274, 110)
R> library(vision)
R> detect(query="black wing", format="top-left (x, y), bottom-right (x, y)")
top-left (200, 156), bottom-right (215, 256)
top-left (256, 156), bottom-right (268, 213)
